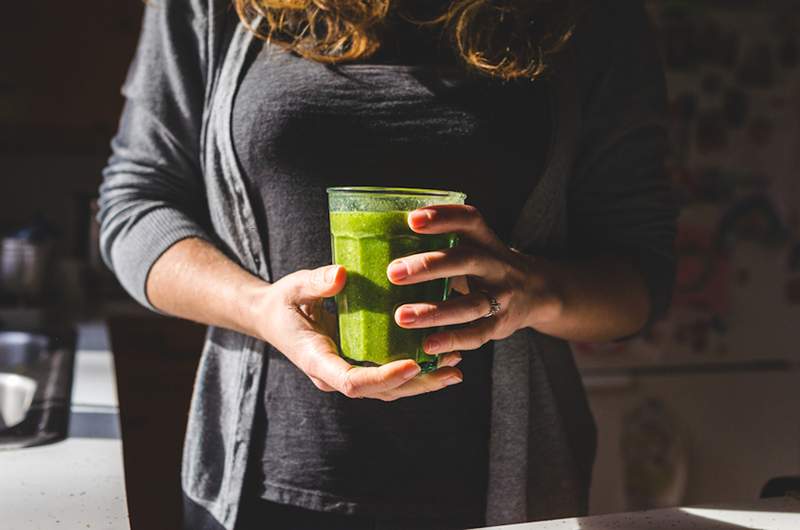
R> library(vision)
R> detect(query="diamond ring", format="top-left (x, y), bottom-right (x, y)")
top-left (481, 291), bottom-right (501, 318)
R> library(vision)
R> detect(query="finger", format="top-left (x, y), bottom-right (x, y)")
top-left (449, 275), bottom-right (470, 295)
top-left (284, 265), bottom-right (346, 304)
top-left (395, 293), bottom-right (490, 329)
top-left (301, 341), bottom-right (422, 399)
top-left (407, 204), bottom-right (502, 250)
top-left (387, 245), bottom-right (501, 285)
top-left (438, 351), bottom-right (463, 368)
top-left (375, 367), bottom-right (463, 401)
top-left (309, 375), bottom-right (336, 392)
top-left (423, 318), bottom-right (497, 354)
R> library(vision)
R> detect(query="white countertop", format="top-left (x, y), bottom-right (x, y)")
top-left (72, 321), bottom-right (118, 409)
top-left (477, 497), bottom-right (800, 530)
top-left (0, 438), bottom-right (128, 529)
top-left (0, 321), bottom-right (130, 530)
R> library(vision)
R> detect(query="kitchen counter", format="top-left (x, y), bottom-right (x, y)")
top-left (478, 496), bottom-right (800, 530)
top-left (0, 321), bottom-right (130, 530)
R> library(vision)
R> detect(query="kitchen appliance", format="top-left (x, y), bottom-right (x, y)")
top-left (0, 218), bottom-right (55, 303)
top-left (0, 237), bottom-right (51, 298)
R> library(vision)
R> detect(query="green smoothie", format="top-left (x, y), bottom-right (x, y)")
top-left (330, 210), bottom-right (457, 372)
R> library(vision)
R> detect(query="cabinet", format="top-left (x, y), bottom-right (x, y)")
top-left (585, 367), bottom-right (800, 514)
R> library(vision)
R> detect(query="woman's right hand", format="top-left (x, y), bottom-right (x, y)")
top-left (253, 264), bottom-right (464, 401)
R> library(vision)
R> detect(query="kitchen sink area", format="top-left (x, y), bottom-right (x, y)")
top-left (0, 330), bottom-right (75, 449)
top-left (0, 320), bottom-right (129, 529)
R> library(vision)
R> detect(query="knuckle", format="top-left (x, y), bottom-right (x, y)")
top-left (463, 250), bottom-right (481, 272)
top-left (466, 335), bottom-right (483, 350)
top-left (466, 206), bottom-right (485, 227)
top-left (302, 356), bottom-right (318, 377)
top-left (424, 305), bottom-right (441, 326)
top-left (444, 331), bottom-right (458, 352)
top-left (432, 377), bottom-right (449, 392)
top-left (302, 354), bottom-right (327, 382)
top-left (288, 269), bottom-right (312, 299)
top-left (467, 327), bottom-right (490, 350)
top-left (340, 371), bottom-right (361, 399)
top-left (418, 254), bottom-right (435, 274)
top-left (310, 377), bottom-right (332, 392)
top-left (467, 295), bottom-right (485, 315)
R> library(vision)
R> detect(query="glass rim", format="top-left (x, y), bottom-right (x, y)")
top-left (326, 186), bottom-right (466, 201)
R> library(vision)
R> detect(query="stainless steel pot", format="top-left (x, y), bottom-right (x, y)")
top-left (0, 238), bottom-right (51, 297)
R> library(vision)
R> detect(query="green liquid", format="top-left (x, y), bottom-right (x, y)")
top-left (330, 211), bottom-right (456, 372)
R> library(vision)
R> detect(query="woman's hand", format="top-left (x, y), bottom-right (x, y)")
top-left (253, 264), bottom-right (464, 401)
top-left (388, 205), bottom-right (565, 356)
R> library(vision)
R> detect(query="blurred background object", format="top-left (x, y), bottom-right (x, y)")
top-left (576, 0), bottom-right (800, 515)
top-left (0, 217), bottom-right (55, 305)
top-left (0, 0), bottom-right (145, 317)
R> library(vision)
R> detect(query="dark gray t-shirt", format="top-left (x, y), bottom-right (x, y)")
top-left (231, 8), bottom-right (550, 525)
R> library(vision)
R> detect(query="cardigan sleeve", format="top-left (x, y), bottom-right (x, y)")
top-left (98, 0), bottom-right (217, 310)
top-left (567, 0), bottom-right (678, 331)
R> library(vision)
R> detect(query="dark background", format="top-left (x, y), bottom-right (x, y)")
top-left (0, 1), bottom-right (143, 259)
top-left (1, 1), bottom-right (799, 530)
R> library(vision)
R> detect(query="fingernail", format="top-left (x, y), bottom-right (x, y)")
top-left (387, 261), bottom-right (408, 281)
top-left (424, 338), bottom-right (439, 353)
top-left (441, 352), bottom-right (462, 367)
top-left (324, 265), bottom-right (339, 284)
top-left (403, 363), bottom-right (421, 379)
top-left (444, 374), bottom-right (463, 386)
top-left (397, 308), bottom-right (416, 325)
top-left (409, 210), bottom-right (431, 229)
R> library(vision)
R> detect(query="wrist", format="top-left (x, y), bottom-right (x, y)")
top-left (522, 256), bottom-right (566, 330)
top-left (236, 279), bottom-right (275, 342)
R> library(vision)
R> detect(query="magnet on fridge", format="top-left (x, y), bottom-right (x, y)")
top-left (717, 194), bottom-right (787, 249)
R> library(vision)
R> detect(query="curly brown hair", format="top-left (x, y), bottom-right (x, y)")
top-left (234, 0), bottom-right (579, 80)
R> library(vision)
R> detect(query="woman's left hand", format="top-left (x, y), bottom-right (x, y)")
top-left (387, 204), bottom-right (564, 356)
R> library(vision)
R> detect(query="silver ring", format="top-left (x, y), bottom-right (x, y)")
top-left (481, 291), bottom-right (501, 318)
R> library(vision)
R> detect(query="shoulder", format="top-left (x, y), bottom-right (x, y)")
top-left (130, 0), bottom-right (236, 83)
top-left (143, 0), bottom-right (233, 32)
top-left (138, 0), bottom-right (233, 44)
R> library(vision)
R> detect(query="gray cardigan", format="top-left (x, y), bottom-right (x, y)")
top-left (99, 1), bottom-right (676, 528)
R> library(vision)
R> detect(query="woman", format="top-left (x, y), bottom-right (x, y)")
top-left (99, 0), bottom-right (676, 529)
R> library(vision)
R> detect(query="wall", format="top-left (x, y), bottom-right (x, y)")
top-left (582, 0), bottom-right (800, 515)
top-left (0, 0), bottom-right (143, 257)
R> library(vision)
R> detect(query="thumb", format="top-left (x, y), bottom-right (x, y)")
top-left (287, 265), bottom-right (346, 304)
